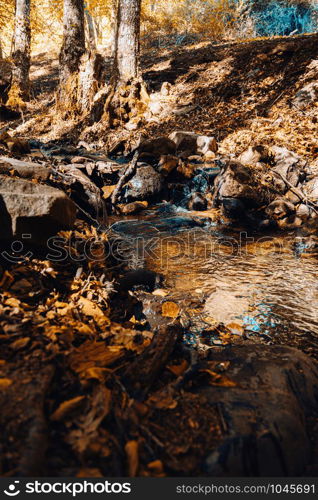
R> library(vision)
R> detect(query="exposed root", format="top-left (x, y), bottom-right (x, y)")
top-left (102, 76), bottom-right (149, 130)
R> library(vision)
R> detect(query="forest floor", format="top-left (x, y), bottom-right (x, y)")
top-left (12, 32), bottom-right (318, 162)
top-left (1, 33), bottom-right (318, 478)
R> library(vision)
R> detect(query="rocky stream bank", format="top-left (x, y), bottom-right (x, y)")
top-left (1, 129), bottom-right (318, 477)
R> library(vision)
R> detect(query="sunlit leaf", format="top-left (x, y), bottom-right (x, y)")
top-left (162, 301), bottom-right (180, 318)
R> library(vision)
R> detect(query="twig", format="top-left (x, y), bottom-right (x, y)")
top-left (274, 170), bottom-right (318, 216)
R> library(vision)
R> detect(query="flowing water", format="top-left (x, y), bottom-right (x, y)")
top-left (111, 206), bottom-right (318, 347)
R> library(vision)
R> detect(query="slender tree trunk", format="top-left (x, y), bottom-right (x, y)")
top-left (80, 0), bottom-right (148, 137)
top-left (102, 0), bottom-right (149, 129)
top-left (57, 0), bottom-right (86, 116)
top-left (109, 0), bottom-right (118, 57)
top-left (114, 0), bottom-right (141, 82)
top-left (59, 0), bottom-right (85, 86)
top-left (7, 0), bottom-right (31, 105)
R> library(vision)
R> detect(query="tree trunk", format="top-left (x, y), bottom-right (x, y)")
top-left (7, 0), bottom-right (31, 106)
top-left (115, 0), bottom-right (141, 82)
top-left (102, 0), bottom-right (149, 130)
top-left (59, 0), bottom-right (85, 86)
top-left (56, 0), bottom-right (86, 117)
top-left (109, 0), bottom-right (118, 57)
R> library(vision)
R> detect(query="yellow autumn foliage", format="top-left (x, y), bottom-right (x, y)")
top-left (0, 0), bottom-right (256, 58)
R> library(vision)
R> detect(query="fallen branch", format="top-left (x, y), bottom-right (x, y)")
top-left (273, 170), bottom-right (318, 216)
top-left (111, 150), bottom-right (139, 207)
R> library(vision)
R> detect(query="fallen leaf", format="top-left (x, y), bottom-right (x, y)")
top-left (167, 359), bottom-right (189, 377)
top-left (102, 185), bottom-right (116, 199)
top-left (147, 460), bottom-right (164, 475)
top-left (83, 367), bottom-right (109, 382)
top-left (201, 369), bottom-right (237, 387)
top-left (5, 297), bottom-right (20, 308)
top-left (203, 316), bottom-right (218, 327)
top-left (226, 322), bottom-right (244, 335)
top-left (0, 378), bottom-right (13, 389)
top-left (51, 396), bottom-right (86, 421)
top-left (10, 337), bottom-right (30, 350)
top-left (152, 289), bottom-right (168, 297)
top-left (76, 296), bottom-right (111, 327)
top-left (78, 296), bottom-right (105, 319)
top-left (69, 341), bottom-right (124, 377)
top-left (147, 388), bottom-right (178, 410)
top-left (0, 271), bottom-right (14, 289)
top-left (162, 301), bottom-right (180, 318)
top-left (125, 440), bottom-right (139, 477)
top-left (67, 387), bottom-right (111, 454)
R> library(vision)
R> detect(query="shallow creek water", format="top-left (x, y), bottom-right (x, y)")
top-left (110, 206), bottom-right (318, 347)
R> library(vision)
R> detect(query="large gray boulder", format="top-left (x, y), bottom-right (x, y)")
top-left (0, 176), bottom-right (76, 244)
top-left (212, 161), bottom-right (275, 219)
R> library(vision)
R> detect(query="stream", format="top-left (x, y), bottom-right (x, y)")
top-left (110, 205), bottom-right (318, 349)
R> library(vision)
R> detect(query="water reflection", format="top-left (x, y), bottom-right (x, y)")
top-left (145, 227), bottom-right (318, 338)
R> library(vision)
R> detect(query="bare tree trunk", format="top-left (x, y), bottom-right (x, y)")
top-left (56, 0), bottom-right (107, 122)
top-left (102, 0), bottom-right (149, 130)
top-left (7, 0), bottom-right (31, 105)
top-left (57, 0), bottom-right (86, 116)
top-left (78, 0), bottom-right (148, 137)
top-left (115, 0), bottom-right (141, 82)
top-left (109, 0), bottom-right (118, 57)
top-left (59, 0), bottom-right (85, 86)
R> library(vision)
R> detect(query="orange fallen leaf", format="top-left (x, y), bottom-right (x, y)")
top-left (83, 367), bottom-right (109, 382)
top-left (10, 337), bottom-right (30, 350)
top-left (102, 185), bottom-right (116, 199)
top-left (51, 396), bottom-right (86, 421)
top-left (167, 359), bottom-right (189, 377)
top-left (226, 322), bottom-right (244, 335)
top-left (147, 460), bottom-right (164, 475)
top-left (0, 378), bottom-right (13, 389)
top-left (78, 296), bottom-right (105, 318)
top-left (76, 297), bottom-right (110, 327)
top-left (5, 297), bottom-right (20, 308)
top-left (162, 301), bottom-right (180, 318)
top-left (201, 369), bottom-right (237, 387)
top-left (0, 271), bottom-right (14, 289)
top-left (69, 341), bottom-right (124, 377)
top-left (125, 440), bottom-right (139, 477)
